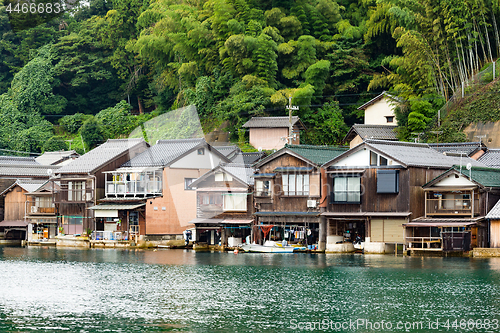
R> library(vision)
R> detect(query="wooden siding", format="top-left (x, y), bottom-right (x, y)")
top-left (3, 186), bottom-right (27, 221)
top-left (491, 220), bottom-right (500, 248)
top-left (256, 153), bottom-right (321, 214)
top-left (327, 167), bottom-right (448, 218)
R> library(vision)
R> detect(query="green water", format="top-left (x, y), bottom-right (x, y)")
top-left (1, 247), bottom-right (500, 332)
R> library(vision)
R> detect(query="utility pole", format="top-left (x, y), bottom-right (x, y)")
top-left (430, 131), bottom-right (443, 147)
top-left (411, 132), bottom-right (424, 143)
top-left (285, 95), bottom-right (299, 144)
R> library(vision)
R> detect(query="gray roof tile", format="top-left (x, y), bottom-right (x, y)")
top-left (221, 163), bottom-right (255, 185)
top-left (35, 150), bottom-right (79, 165)
top-left (122, 138), bottom-right (207, 167)
top-left (56, 139), bottom-right (147, 174)
top-left (0, 164), bottom-right (60, 177)
top-left (478, 149), bottom-right (500, 168)
top-left (242, 116), bottom-right (306, 129)
top-left (344, 124), bottom-right (398, 142)
top-left (0, 179), bottom-right (47, 195)
top-left (0, 156), bottom-right (39, 165)
top-left (428, 142), bottom-right (483, 156)
top-left (366, 140), bottom-right (486, 168)
top-left (486, 199), bottom-right (500, 219)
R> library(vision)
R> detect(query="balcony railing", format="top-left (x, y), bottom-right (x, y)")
top-left (27, 201), bottom-right (55, 214)
top-left (426, 198), bottom-right (480, 216)
top-left (106, 180), bottom-right (162, 196)
top-left (91, 231), bottom-right (128, 241)
top-left (406, 236), bottom-right (442, 250)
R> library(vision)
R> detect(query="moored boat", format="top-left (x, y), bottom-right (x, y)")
top-left (241, 240), bottom-right (305, 253)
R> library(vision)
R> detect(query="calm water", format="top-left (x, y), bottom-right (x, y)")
top-left (1, 247), bottom-right (500, 332)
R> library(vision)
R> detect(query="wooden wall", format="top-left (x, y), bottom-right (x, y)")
top-left (3, 186), bottom-right (27, 221)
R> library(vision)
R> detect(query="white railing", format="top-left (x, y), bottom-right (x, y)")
top-left (106, 180), bottom-right (162, 196)
top-left (91, 231), bottom-right (128, 241)
top-left (406, 236), bottom-right (442, 249)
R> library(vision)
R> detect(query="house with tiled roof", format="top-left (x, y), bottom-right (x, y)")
top-left (25, 180), bottom-right (60, 244)
top-left (35, 150), bottom-right (80, 166)
top-left (251, 144), bottom-right (348, 250)
top-left (407, 166), bottom-right (500, 253)
top-left (428, 142), bottom-right (487, 160)
top-left (52, 139), bottom-right (149, 237)
top-left (242, 116), bottom-right (306, 150)
top-left (321, 140), bottom-right (486, 254)
top-left (343, 124), bottom-right (398, 148)
top-left (477, 148), bottom-right (500, 168)
top-left (91, 138), bottom-right (231, 243)
top-left (358, 91), bottom-right (402, 126)
top-left (0, 179), bottom-right (47, 244)
top-left (188, 163), bottom-right (255, 249)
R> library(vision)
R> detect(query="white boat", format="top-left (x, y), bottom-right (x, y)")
top-left (241, 241), bottom-right (304, 253)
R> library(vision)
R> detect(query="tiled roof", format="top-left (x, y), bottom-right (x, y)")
top-left (122, 138), bottom-right (207, 167)
top-left (0, 156), bottom-right (38, 165)
top-left (56, 139), bottom-right (147, 174)
top-left (486, 199), bottom-right (500, 219)
top-left (357, 91), bottom-right (402, 110)
top-left (221, 163), bottom-right (255, 185)
top-left (478, 149), bottom-right (500, 168)
top-left (242, 116), bottom-right (306, 129)
top-left (452, 165), bottom-right (500, 187)
top-left (214, 145), bottom-right (240, 158)
top-left (35, 150), bottom-right (79, 165)
top-left (428, 142), bottom-right (483, 156)
top-left (286, 144), bottom-right (348, 166)
top-left (365, 140), bottom-right (486, 168)
top-left (241, 152), bottom-right (266, 165)
top-left (0, 164), bottom-right (60, 177)
top-left (0, 179), bottom-right (47, 196)
top-left (344, 124), bottom-right (398, 143)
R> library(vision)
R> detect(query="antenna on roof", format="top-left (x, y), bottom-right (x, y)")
top-left (466, 162), bottom-right (472, 180)
top-left (475, 135), bottom-right (486, 145)
top-left (411, 132), bottom-right (424, 143)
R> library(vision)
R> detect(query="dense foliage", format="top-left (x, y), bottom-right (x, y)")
top-left (0, 0), bottom-right (499, 154)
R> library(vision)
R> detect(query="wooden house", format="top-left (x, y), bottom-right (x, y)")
top-left (25, 181), bottom-right (60, 243)
top-left (0, 179), bottom-right (47, 242)
top-left (252, 144), bottom-right (348, 250)
top-left (409, 166), bottom-right (500, 252)
top-left (242, 117), bottom-right (306, 150)
top-left (100, 138), bottom-right (232, 243)
top-left (52, 139), bottom-right (149, 236)
top-left (188, 163), bottom-right (255, 248)
top-left (321, 140), bottom-right (486, 254)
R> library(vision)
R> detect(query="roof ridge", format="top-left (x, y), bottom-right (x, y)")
top-left (366, 139), bottom-right (429, 147)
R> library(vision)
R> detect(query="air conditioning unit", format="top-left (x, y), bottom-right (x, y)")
top-left (307, 200), bottom-right (317, 208)
top-left (31, 206), bottom-right (38, 213)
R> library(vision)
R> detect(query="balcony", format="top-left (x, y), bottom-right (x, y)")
top-left (104, 168), bottom-right (162, 197)
top-left (426, 198), bottom-right (479, 217)
top-left (27, 200), bottom-right (56, 215)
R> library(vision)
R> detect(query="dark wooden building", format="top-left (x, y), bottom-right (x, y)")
top-left (322, 140), bottom-right (486, 253)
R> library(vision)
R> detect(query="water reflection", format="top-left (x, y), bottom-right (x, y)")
top-left (1, 247), bottom-right (500, 332)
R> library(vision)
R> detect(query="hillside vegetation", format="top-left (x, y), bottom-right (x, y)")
top-left (0, 0), bottom-right (499, 154)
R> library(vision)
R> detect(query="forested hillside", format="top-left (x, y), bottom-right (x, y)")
top-left (0, 0), bottom-right (499, 154)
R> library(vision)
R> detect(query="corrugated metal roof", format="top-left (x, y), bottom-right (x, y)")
top-left (0, 220), bottom-right (28, 227)
top-left (428, 142), bottom-right (483, 156)
top-left (478, 149), bottom-right (500, 168)
top-left (486, 199), bottom-right (500, 219)
top-left (0, 156), bottom-right (38, 165)
top-left (344, 124), bottom-right (398, 142)
top-left (366, 140), bottom-right (486, 168)
top-left (57, 139), bottom-right (147, 174)
top-left (254, 212), bottom-right (320, 216)
top-left (242, 116), bottom-right (306, 129)
top-left (122, 138), bottom-right (206, 167)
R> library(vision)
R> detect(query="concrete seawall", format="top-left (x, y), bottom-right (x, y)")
top-left (472, 248), bottom-right (500, 257)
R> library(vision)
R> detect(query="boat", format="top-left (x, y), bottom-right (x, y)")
top-left (241, 240), bottom-right (305, 253)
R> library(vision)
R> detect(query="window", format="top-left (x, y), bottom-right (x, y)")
top-left (184, 178), bottom-right (196, 190)
top-left (223, 193), bottom-right (247, 211)
top-left (377, 170), bottom-right (399, 193)
top-left (386, 116), bottom-right (394, 123)
top-left (282, 174), bottom-right (310, 195)
top-left (197, 148), bottom-right (205, 155)
top-left (255, 179), bottom-right (271, 197)
top-left (333, 177), bottom-right (361, 203)
top-left (68, 181), bottom-right (85, 201)
top-left (200, 193), bottom-right (222, 206)
top-left (370, 151), bottom-right (377, 166)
